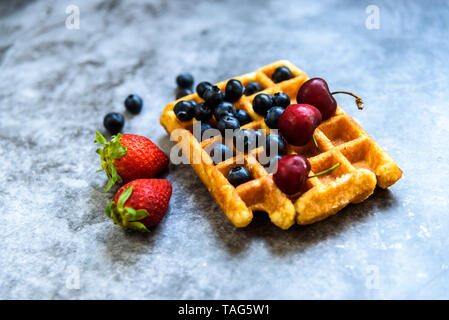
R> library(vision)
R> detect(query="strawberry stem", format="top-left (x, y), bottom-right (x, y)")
top-left (308, 163), bottom-right (341, 179)
top-left (331, 91), bottom-right (364, 110)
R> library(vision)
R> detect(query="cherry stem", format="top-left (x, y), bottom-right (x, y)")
top-left (312, 134), bottom-right (320, 152)
top-left (308, 163), bottom-right (341, 179)
top-left (331, 91), bottom-right (364, 110)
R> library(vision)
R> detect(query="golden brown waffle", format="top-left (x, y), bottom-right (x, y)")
top-left (160, 60), bottom-right (402, 229)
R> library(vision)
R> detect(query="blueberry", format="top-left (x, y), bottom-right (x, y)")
top-left (272, 66), bottom-right (294, 83)
top-left (211, 143), bottom-right (233, 164)
top-left (103, 112), bottom-right (125, 135)
top-left (124, 94), bottom-right (143, 114)
top-left (214, 101), bottom-right (236, 120)
top-left (200, 123), bottom-right (213, 135)
top-left (227, 166), bottom-right (252, 187)
top-left (176, 73), bottom-right (194, 89)
top-left (264, 155), bottom-right (283, 174)
top-left (272, 92), bottom-right (291, 108)
top-left (196, 81), bottom-right (213, 99)
top-left (264, 106), bottom-right (285, 129)
top-left (217, 116), bottom-right (240, 136)
top-left (194, 102), bottom-right (213, 121)
top-left (176, 88), bottom-right (193, 99)
top-left (265, 134), bottom-right (286, 155)
top-left (203, 85), bottom-right (224, 106)
top-left (254, 129), bottom-right (266, 145)
top-left (225, 79), bottom-right (244, 102)
top-left (235, 109), bottom-right (252, 126)
top-left (233, 129), bottom-right (257, 153)
top-left (244, 81), bottom-right (262, 96)
top-left (252, 93), bottom-right (273, 116)
top-left (199, 123), bottom-right (215, 141)
top-left (174, 100), bottom-right (195, 121)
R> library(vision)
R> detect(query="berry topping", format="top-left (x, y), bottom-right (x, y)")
top-left (264, 106), bottom-right (285, 129)
top-left (174, 100), bottom-right (195, 121)
top-left (103, 112), bottom-right (125, 135)
top-left (278, 104), bottom-right (322, 146)
top-left (196, 81), bottom-right (213, 98)
top-left (233, 129), bottom-right (257, 153)
top-left (272, 92), bottom-right (291, 108)
top-left (176, 88), bottom-right (193, 99)
top-left (194, 102), bottom-right (213, 121)
top-left (227, 166), bottom-right (252, 187)
top-left (272, 66), bottom-right (294, 83)
top-left (200, 123), bottom-right (213, 135)
top-left (273, 155), bottom-right (310, 195)
top-left (197, 123), bottom-right (216, 142)
top-left (217, 115), bottom-right (240, 135)
top-left (244, 81), bottom-right (262, 96)
top-left (225, 79), bottom-right (244, 102)
top-left (214, 101), bottom-right (236, 120)
top-left (296, 78), bottom-right (337, 120)
top-left (203, 85), bottom-right (224, 106)
top-left (211, 143), bottom-right (233, 164)
top-left (235, 109), bottom-right (252, 126)
top-left (297, 78), bottom-right (364, 120)
top-left (252, 93), bottom-right (273, 116)
top-left (176, 73), bottom-right (194, 89)
top-left (265, 134), bottom-right (286, 156)
top-left (253, 129), bottom-right (266, 142)
top-left (124, 94), bottom-right (143, 114)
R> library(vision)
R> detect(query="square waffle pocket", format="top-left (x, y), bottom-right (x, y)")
top-left (160, 60), bottom-right (402, 229)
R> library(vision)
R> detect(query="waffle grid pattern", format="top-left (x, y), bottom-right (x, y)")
top-left (160, 60), bottom-right (402, 229)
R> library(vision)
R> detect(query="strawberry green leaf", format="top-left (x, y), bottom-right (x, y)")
top-left (105, 201), bottom-right (114, 217)
top-left (125, 207), bottom-right (136, 215)
top-left (124, 207), bottom-right (149, 222)
top-left (128, 209), bottom-right (149, 221)
top-left (105, 194), bottom-right (150, 233)
top-left (94, 132), bottom-right (128, 192)
top-left (105, 179), bottom-right (115, 193)
top-left (94, 131), bottom-right (107, 145)
top-left (124, 207), bottom-right (137, 221)
top-left (127, 222), bottom-right (150, 233)
top-left (117, 185), bottom-right (133, 209)
top-left (135, 209), bottom-right (149, 219)
top-left (110, 165), bottom-right (122, 184)
top-left (109, 144), bottom-right (128, 159)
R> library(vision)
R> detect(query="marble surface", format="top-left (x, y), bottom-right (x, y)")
top-left (1, 0), bottom-right (449, 299)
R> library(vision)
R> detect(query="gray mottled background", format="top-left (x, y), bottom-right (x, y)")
top-left (1, 0), bottom-right (448, 299)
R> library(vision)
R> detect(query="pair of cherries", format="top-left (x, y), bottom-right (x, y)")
top-left (279, 77), bottom-right (363, 146)
top-left (272, 78), bottom-right (363, 195)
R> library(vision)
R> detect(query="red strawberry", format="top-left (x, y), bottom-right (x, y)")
top-left (106, 179), bottom-right (172, 232)
top-left (95, 131), bottom-right (169, 191)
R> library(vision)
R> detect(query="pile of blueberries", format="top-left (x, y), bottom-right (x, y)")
top-left (103, 94), bottom-right (143, 135)
top-left (173, 66), bottom-right (294, 187)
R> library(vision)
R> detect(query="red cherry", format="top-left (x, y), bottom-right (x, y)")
top-left (297, 78), bottom-right (337, 120)
top-left (278, 104), bottom-right (322, 146)
top-left (273, 155), bottom-right (311, 195)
